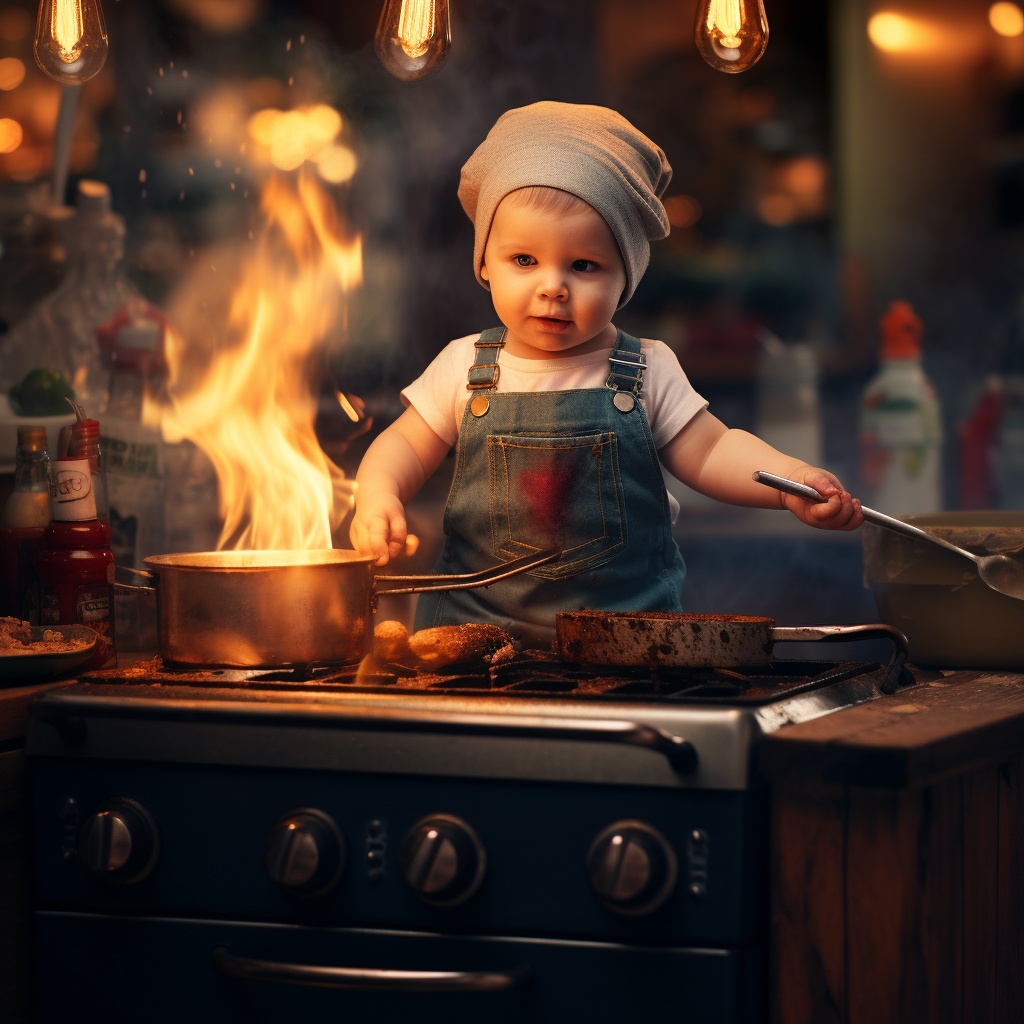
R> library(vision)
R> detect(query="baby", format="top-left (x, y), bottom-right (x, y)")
top-left (352, 102), bottom-right (862, 640)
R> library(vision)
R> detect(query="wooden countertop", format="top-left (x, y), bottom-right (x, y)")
top-left (761, 668), bottom-right (1024, 788)
top-left (0, 681), bottom-right (69, 744)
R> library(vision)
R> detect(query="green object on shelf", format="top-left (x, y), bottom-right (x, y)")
top-left (8, 368), bottom-right (76, 416)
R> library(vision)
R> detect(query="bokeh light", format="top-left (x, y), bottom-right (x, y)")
top-left (0, 58), bottom-right (25, 91)
top-left (0, 118), bottom-right (24, 154)
top-left (758, 194), bottom-right (797, 227)
top-left (990, 2), bottom-right (1024, 37)
top-left (868, 12), bottom-right (923, 52)
top-left (247, 105), bottom-right (349, 178)
top-left (314, 144), bottom-right (357, 184)
top-left (664, 195), bottom-right (702, 229)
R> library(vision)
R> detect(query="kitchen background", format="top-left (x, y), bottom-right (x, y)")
top-left (1, 0), bottom-right (1022, 630)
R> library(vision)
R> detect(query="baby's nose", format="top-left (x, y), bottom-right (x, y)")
top-left (537, 277), bottom-right (568, 300)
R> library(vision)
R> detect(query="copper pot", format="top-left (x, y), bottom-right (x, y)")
top-left (111, 548), bottom-right (558, 669)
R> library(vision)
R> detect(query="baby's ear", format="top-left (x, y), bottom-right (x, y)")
top-left (480, 262), bottom-right (489, 282)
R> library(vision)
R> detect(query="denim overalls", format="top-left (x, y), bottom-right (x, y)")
top-left (414, 327), bottom-right (687, 640)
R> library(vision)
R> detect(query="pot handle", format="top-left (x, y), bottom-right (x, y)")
top-left (770, 623), bottom-right (910, 691)
top-left (373, 547), bottom-right (561, 596)
top-left (107, 563), bottom-right (159, 593)
top-left (210, 947), bottom-right (531, 992)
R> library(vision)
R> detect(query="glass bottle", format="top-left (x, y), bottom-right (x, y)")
top-left (0, 426), bottom-right (51, 620)
top-left (39, 440), bottom-right (116, 669)
top-left (0, 179), bottom-right (140, 411)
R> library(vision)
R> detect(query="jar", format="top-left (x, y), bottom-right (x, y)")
top-left (38, 518), bottom-right (116, 670)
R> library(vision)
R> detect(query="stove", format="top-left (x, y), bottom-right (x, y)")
top-left (26, 649), bottom-right (909, 1023)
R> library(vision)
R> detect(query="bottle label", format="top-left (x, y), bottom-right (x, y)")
top-left (49, 459), bottom-right (98, 521)
top-left (40, 583), bottom-right (116, 668)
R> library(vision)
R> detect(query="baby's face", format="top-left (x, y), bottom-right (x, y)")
top-left (481, 195), bottom-right (626, 356)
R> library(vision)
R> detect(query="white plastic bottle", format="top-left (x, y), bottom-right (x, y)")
top-left (860, 301), bottom-right (942, 515)
top-left (101, 318), bottom-right (166, 568)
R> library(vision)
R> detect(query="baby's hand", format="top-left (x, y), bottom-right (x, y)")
top-left (781, 466), bottom-right (864, 531)
top-left (350, 491), bottom-right (408, 565)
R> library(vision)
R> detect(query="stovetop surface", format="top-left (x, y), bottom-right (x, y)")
top-left (80, 651), bottom-right (880, 707)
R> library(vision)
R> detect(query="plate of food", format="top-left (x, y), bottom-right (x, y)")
top-left (0, 617), bottom-right (98, 684)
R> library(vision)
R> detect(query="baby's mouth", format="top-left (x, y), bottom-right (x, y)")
top-left (533, 315), bottom-right (573, 331)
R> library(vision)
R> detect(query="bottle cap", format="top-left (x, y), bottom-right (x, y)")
top-left (66, 405), bottom-right (101, 473)
top-left (16, 426), bottom-right (48, 452)
top-left (76, 179), bottom-right (112, 215)
top-left (49, 458), bottom-right (97, 522)
top-left (880, 301), bottom-right (923, 359)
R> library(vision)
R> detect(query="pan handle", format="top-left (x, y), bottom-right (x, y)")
top-left (210, 947), bottom-right (531, 992)
top-left (107, 563), bottom-right (159, 593)
top-left (373, 547), bottom-right (561, 596)
top-left (770, 623), bottom-right (909, 691)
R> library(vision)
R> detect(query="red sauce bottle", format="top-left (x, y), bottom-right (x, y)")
top-left (37, 519), bottom-right (116, 670)
top-left (38, 416), bottom-right (116, 670)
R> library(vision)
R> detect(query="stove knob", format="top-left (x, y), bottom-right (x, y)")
top-left (266, 809), bottom-right (346, 896)
top-left (78, 799), bottom-right (160, 884)
top-left (401, 815), bottom-right (486, 907)
top-left (587, 820), bottom-right (677, 915)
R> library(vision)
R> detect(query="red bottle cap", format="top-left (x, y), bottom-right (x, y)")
top-left (67, 416), bottom-right (101, 473)
top-left (880, 301), bottom-right (923, 360)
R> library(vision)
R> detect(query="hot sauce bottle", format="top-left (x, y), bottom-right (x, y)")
top-left (37, 414), bottom-right (116, 670)
top-left (0, 426), bottom-right (51, 621)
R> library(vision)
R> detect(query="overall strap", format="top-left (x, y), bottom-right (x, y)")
top-left (467, 327), bottom-right (507, 391)
top-left (605, 329), bottom-right (645, 396)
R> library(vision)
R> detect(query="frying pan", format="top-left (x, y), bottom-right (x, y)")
top-left (556, 611), bottom-right (908, 677)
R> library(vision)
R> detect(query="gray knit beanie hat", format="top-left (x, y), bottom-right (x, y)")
top-left (458, 101), bottom-right (672, 308)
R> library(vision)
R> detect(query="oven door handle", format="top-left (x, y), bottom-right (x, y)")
top-left (211, 947), bottom-right (531, 992)
top-left (404, 714), bottom-right (701, 773)
top-left (30, 691), bottom-right (700, 773)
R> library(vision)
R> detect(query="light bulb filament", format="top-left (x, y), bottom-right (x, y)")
top-left (398, 0), bottom-right (434, 59)
top-left (52, 0), bottom-right (84, 63)
top-left (706, 0), bottom-right (745, 49)
top-left (374, 0), bottom-right (450, 81)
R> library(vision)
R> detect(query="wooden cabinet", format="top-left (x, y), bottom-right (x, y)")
top-left (764, 670), bottom-right (1024, 1023)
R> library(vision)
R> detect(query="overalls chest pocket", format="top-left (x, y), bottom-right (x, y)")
top-left (486, 431), bottom-right (627, 580)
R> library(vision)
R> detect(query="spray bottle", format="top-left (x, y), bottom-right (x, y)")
top-left (860, 301), bottom-right (942, 514)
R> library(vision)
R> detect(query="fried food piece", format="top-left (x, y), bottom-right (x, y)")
top-left (408, 624), bottom-right (514, 670)
top-left (374, 620), bottom-right (412, 663)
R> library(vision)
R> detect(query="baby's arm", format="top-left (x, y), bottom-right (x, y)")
top-left (351, 408), bottom-right (451, 564)
top-left (659, 410), bottom-right (863, 530)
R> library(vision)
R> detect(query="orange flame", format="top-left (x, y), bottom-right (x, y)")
top-left (161, 170), bottom-right (361, 551)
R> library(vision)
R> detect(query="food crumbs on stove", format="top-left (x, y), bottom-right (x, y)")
top-left (0, 617), bottom-right (92, 655)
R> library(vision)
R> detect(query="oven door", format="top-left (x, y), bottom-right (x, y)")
top-left (36, 912), bottom-right (762, 1023)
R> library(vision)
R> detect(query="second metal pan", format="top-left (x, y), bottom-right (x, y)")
top-left (555, 611), bottom-right (908, 671)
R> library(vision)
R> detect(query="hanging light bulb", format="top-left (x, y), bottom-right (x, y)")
top-left (695, 0), bottom-right (769, 74)
top-left (374, 0), bottom-right (451, 82)
top-left (34, 0), bottom-right (107, 84)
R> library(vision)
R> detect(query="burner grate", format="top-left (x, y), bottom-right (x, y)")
top-left (84, 653), bottom-right (876, 706)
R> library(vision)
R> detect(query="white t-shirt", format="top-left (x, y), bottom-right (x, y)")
top-left (401, 333), bottom-right (708, 524)
top-left (402, 333), bottom-right (707, 448)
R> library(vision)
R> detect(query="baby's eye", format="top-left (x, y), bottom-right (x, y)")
top-left (513, 254), bottom-right (535, 267)
top-left (572, 259), bottom-right (599, 272)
